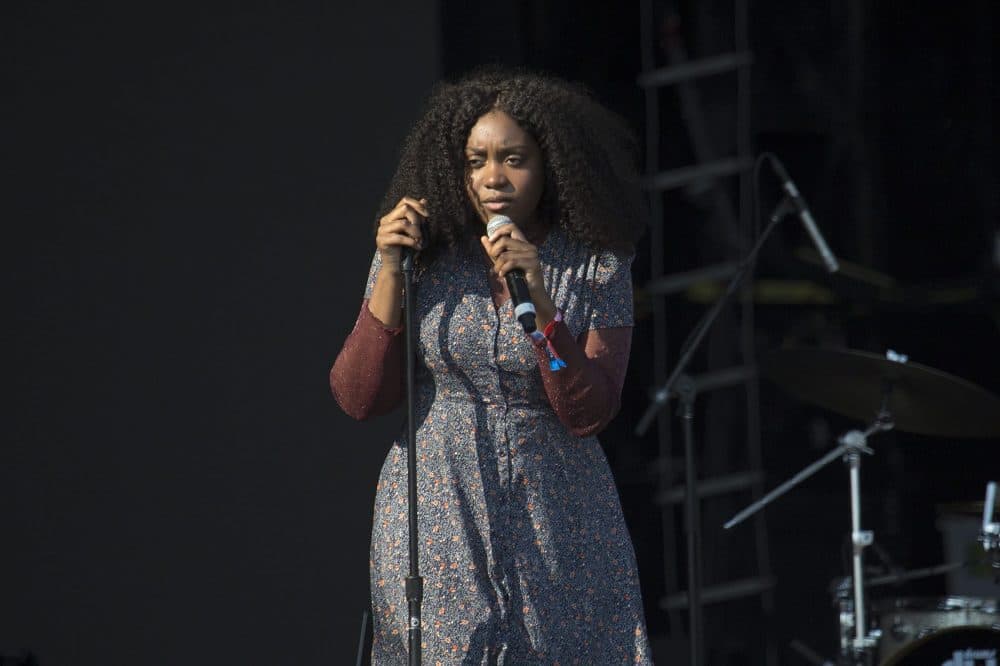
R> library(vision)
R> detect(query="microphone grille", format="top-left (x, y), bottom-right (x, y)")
top-left (486, 215), bottom-right (512, 239)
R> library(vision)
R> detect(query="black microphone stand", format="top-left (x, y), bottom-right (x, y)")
top-left (635, 196), bottom-right (794, 666)
top-left (400, 249), bottom-right (423, 665)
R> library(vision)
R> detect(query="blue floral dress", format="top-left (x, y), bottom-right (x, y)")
top-left (364, 228), bottom-right (651, 664)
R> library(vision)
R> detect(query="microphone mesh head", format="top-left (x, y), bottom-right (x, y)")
top-left (486, 215), bottom-right (512, 239)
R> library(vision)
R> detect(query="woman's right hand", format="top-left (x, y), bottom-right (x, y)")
top-left (376, 196), bottom-right (427, 272)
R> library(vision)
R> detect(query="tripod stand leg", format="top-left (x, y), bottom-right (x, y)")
top-left (680, 389), bottom-right (703, 666)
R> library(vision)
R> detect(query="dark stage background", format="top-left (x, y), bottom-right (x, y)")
top-left (5, 1), bottom-right (996, 664)
top-left (6, 1), bottom-right (440, 663)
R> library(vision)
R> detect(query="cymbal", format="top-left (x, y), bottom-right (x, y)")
top-left (761, 347), bottom-right (1000, 438)
top-left (936, 501), bottom-right (999, 518)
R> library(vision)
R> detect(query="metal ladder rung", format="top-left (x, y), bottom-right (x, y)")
top-left (687, 365), bottom-right (757, 394)
top-left (655, 470), bottom-right (762, 505)
top-left (642, 157), bottom-right (753, 192)
top-left (660, 576), bottom-right (775, 610)
top-left (637, 51), bottom-right (753, 88)
top-left (644, 261), bottom-right (740, 295)
top-left (645, 366), bottom-right (757, 408)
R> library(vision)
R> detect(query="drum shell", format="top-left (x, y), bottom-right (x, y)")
top-left (874, 596), bottom-right (999, 664)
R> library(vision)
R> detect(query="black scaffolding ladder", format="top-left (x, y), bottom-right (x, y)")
top-left (637, 1), bottom-right (776, 663)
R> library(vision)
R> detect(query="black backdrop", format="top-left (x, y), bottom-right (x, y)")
top-left (6, 2), bottom-right (439, 663)
top-left (5, 1), bottom-right (998, 664)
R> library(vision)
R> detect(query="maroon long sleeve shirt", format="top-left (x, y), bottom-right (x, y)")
top-left (331, 300), bottom-right (631, 437)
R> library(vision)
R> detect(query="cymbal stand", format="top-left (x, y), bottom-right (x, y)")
top-left (725, 406), bottom-right (895, 664)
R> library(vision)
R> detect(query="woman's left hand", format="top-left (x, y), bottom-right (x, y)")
top-left (480, 224), bottom-right (556, 326)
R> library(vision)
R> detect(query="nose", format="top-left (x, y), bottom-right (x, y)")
top-left (483, 160), bottom-right (509, 188)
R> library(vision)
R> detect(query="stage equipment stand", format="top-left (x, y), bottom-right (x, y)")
top-left (401, 249), bottom-right (423, 665)
top-left (724, 408), bottom-right (895, 665)
top-left (636, 191), bottom-right (803, 666)
top-left (981, 481), bottom-right (999, 577)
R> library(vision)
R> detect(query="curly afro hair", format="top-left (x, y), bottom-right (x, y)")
top-left (376, 67), bottom-right (645, 264)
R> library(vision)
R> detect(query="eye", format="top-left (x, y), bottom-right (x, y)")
top-left (466, 156), bottom-right (485, 168)
top-left (506, 155), bottom-right (524, 166)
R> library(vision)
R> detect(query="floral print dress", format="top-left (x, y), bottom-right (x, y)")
top-left (334, 228), bottom-right (652, 664)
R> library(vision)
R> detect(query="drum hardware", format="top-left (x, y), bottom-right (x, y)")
top-left (938, 497), bottom-right (999, 597)
top-left (872, 597), bottom-right (1000, 665)
top-left (831, 576), bottom-right (883, 662)
top-left (726, 413), bottom-right (892, 663)
top-left (829, 563), bottom-right (968, 664)
top-left (728, 347), bottom-right (1000, 665)
top-left (867, 562), bottom-right (966, 588)
top-left (979, 482), bottom-right (1000, 579)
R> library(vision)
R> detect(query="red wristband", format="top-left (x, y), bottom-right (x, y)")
top-left (542, 309), bottom-right (563, 339)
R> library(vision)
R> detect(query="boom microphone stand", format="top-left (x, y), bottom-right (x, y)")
top-left (635, 191), bottom-right (800, 666)
top-left (400, 249), bottom-right (423, 665)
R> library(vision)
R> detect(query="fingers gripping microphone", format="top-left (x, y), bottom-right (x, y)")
top-left (769, 158), bottom-right (840, 273)
top-left (486, 215), bottom-right (537, 334)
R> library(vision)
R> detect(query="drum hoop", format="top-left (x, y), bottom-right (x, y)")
top-left (880, 625), bottom-right (1000, 666)
top-left (875, 596), bottom-right (999, 614)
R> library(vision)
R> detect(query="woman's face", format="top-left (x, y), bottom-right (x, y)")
top-left (465, 110), bottom-right (545, 229)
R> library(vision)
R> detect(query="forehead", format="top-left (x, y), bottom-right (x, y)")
top-left (465, 110), bottom-right (536, 148)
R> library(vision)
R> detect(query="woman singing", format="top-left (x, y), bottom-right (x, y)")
top-left (331, 67), bottom-right (651, 664)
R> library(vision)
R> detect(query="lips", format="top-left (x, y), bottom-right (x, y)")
top-left (482, 199), bottom-right (512, 212)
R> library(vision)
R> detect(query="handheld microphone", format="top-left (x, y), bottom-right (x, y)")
top-left (769, 157), bottom-right (840, 273)
top-left (486, 215), bottom-right (537, 334)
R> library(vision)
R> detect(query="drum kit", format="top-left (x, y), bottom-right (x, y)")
top-left (725, 346), bottom-right (1000, 665)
